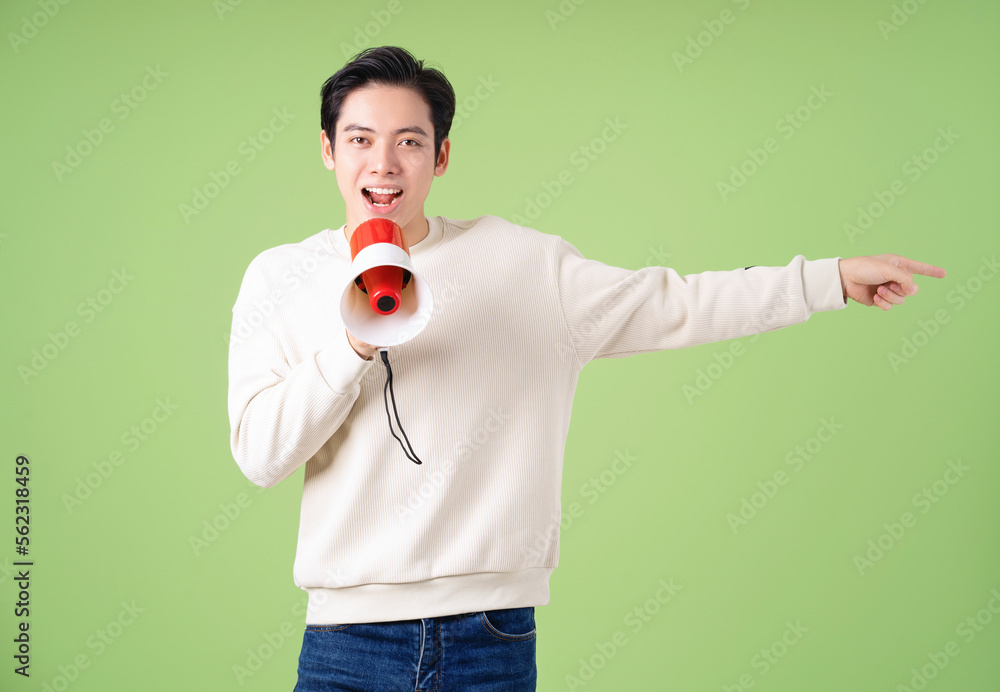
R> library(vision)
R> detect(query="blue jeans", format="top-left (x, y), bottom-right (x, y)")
top-left (293, 607), bottom-right (537, 691)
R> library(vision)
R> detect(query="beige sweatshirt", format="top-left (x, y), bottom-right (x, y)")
top-left (227, 214), bottom-right (847, 624)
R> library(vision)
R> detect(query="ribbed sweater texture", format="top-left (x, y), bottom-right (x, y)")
top-left (227, 214), bottom-right (847, 624)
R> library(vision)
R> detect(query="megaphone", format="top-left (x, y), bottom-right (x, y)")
top-left (339, 218), bottom-right (434, 347)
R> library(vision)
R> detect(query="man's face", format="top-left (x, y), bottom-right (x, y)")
top-left (321, 84), bottom-right (449, 242)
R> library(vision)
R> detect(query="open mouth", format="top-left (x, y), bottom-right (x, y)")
top-left (362, 186), bottom-right (403, 209)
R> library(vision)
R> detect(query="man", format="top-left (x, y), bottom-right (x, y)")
top-left (227, 45), bottom-right (945, 691)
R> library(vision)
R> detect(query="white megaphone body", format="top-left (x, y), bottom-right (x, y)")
top-left (339, 218), bottom-right (434, 347)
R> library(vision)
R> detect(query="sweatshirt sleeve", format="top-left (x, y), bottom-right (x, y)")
top-left (227, 255), bottom-right (376, 488)
top-left (552, 236), bottom-right (847, 368)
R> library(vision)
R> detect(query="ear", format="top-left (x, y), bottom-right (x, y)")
top-left (434, 137), bottom-right (450, 177)
top-left (321, 130), bottom-right (335, 170)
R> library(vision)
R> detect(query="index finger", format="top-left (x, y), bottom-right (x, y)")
top-left (897, 256), bottom-right (947, 279)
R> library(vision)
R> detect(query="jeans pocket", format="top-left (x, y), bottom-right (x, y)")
top-left (304, 623), bottom-right (351, 632)
top-left (478, 607), bottom-right (536, 642)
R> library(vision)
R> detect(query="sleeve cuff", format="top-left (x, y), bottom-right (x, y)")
top-left (315, 328), bottom-right (377, 395)
top-left (802, 257), bottom-right (848, 313)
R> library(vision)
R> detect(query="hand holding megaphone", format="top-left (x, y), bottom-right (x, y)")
top-left (345, 328), bottom-right (378, 360)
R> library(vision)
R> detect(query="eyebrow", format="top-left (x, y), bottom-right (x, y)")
top-left (341, 123), bottom-right (429, 137)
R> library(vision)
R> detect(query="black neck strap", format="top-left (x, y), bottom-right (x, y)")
top-left (378, 348), bottom-right (423, 465)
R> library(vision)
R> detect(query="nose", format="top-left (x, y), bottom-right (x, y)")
top-left (369, 140), bottom-right (399, 175)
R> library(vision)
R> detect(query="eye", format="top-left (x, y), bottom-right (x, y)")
top-left (349, 136), bottom-right (367, 144)
top-left (400, 139), bottom-right (420, 146)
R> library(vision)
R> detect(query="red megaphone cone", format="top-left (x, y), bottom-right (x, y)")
top-left (349, 219), bottom-right (412, 315)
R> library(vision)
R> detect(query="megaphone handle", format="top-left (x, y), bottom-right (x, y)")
top-left (379, 347), bottom-right (424, 465)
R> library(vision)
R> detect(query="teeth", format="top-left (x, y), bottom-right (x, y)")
top-left (364, 186), bottom-right (402, 207)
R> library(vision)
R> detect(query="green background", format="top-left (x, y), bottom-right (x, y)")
top-left (2, 0), bottom-right (998, 690)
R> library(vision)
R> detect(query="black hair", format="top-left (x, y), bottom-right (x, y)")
top-left (320, 46), bottom-right (455, 159)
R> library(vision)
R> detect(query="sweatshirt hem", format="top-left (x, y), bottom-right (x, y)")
top-left (302, 567), bottom-right (553, 624)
